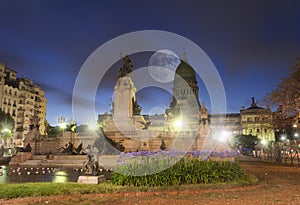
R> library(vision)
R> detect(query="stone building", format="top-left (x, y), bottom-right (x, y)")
top-left (0, 63), bottom-right (47, 146)
top-left (240, 97), bottom-right (275, 142)
top-left (99, 54), bottom-right (216, 152)
top-left (209, 113), bottom-right (241, 142)
top-left (165, 56), bottom-right (210, 150)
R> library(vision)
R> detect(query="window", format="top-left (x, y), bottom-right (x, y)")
top-left (249, 129), bottom-right (252, 133)
top-left (257, 129), bottom-right (260, 133)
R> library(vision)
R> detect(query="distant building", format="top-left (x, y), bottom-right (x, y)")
top-left (0, 63), bottom-right (47, 147)
top-left (209, 98), bottom-right (276, 143)
top-left (209, 113), bottom-right (241, 141)
top-left (240, 97), bottom-right (275, 142)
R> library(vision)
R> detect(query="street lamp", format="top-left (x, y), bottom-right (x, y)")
top-left (280, 135), bottom-right (286, 141)
top-left (59, 123), bottom-right (67, 130)
top-left (58, 116), bottom-right (66, 133)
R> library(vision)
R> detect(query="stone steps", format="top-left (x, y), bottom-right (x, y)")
top-left (19, 155), bottom-right (88, 167)
top-left (31, 155), bottom-right (46, 160)
top-left (16, 154), bottom-right (120, 170)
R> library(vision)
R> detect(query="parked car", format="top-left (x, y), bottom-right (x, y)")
top-left (240, 147), bottom-right (254, 156)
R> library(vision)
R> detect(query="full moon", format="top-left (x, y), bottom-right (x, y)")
top-left (148, 49), bottom-right (181, 83)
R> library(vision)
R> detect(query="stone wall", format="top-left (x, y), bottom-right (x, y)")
top-left (9, 152), bottom-right (32, 165)
top-left (23, 131), bottom-right (81, 155)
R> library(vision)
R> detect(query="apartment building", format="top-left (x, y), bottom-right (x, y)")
top-left (0, 63), bottom-right (47, 146)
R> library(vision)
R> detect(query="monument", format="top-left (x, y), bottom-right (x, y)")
top-left (99, 53), bottom-right (220, 152)
top-left (101, 56), bottom-right (159, 152)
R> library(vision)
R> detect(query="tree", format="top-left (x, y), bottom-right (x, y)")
top-left (0, 109), bottom-right (15, 146)
top-left (264, 58), bottom-right (300, 118)
top-left (233, 134), bottom-right (259, 150)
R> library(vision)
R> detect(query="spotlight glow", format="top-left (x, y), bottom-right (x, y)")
top-left (173, 119), bottom-right (182, 129)
top-left (261, 139), bottom-right (268, 146)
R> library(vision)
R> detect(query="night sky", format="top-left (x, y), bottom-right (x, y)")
top-left (1, 0), bottom-right (300, 125)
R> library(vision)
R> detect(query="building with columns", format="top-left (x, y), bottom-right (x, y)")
top-left (240, 97), bottom-right (275, 142)
top-left (0, 63), bottom-right (47, 147)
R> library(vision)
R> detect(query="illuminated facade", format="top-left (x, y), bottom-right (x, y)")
top-left (99, 54), bottom-right (212, 152)
top-left (209, 113), bottom-right (241, 141)
top-left (240, 97), bottom-right (275, 141)
top-left (0, 63), bottom-right (47, 146)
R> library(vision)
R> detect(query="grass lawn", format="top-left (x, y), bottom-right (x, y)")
top-left (0, 174), bottom-right (257, 200)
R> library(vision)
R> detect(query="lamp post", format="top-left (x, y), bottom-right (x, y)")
top-left (58, 116), bottom-right (67, 133)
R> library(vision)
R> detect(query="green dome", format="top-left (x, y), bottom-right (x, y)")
top-left (174, 60), bottom-right (197, 84)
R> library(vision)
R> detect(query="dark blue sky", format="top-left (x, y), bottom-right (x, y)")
top-left (1, 0), bottom-right (300, 125)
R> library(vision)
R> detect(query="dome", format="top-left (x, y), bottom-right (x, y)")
top-left (174, 60), bottom-right (197, 85)
top-left (169, 59), bottom-right (200, 110)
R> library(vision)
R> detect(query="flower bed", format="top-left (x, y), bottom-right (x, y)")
top-left (112, 150), bottom-right (244, 186)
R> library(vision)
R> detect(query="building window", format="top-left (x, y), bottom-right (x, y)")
top-left (249, 129), bottom-right (252, 133)
top-left (257, 129), bottom-right (260, 133)
top-left (264, 129), bottom-right (267, 133)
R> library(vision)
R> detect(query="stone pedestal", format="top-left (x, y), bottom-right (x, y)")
top-left (9, 152), bottom-right (32, 166)
top-left (77, 175), bottom-right (106, 184)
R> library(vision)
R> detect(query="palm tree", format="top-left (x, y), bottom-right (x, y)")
top-left (0, 109), bottom-right (15, 146)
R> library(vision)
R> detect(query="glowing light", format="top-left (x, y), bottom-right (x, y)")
top-left (59, 123), bottom-right (67, 129)
top-left (1, 128), bottom-right (11, 133)
top-left (280, 135), bottom-right (286, 141)
top-left (219, 130), bottom-right (231, 142)
top-left (173, 119), bottom-right (182, 129)
top-left (58, 116), bottom-right (66, 130)
top-left (295, 133), bottom-right (299, 137)
top-left (53, 171), bottom-right (68, 183)
top-left (89, 122), bottom-right (99, 131)
top-left (261, 139), bottom-right (268, 146)
top-left (293, 124), bottom-right (297, 128)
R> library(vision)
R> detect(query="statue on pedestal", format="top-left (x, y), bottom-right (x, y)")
top-left (83, 155), bottom-right (99, 176)
top-left (118, 55), bottom-right (133, 78)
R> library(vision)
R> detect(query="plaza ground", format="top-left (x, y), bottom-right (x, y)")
top-left (1, 157), bottom-right (300, 205)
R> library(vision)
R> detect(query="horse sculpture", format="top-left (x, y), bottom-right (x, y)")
top-left (58, 142), bottom-right (86, 155)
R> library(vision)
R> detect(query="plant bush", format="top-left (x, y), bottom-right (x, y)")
top-left (111, 157), bottom-right (246, 187)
